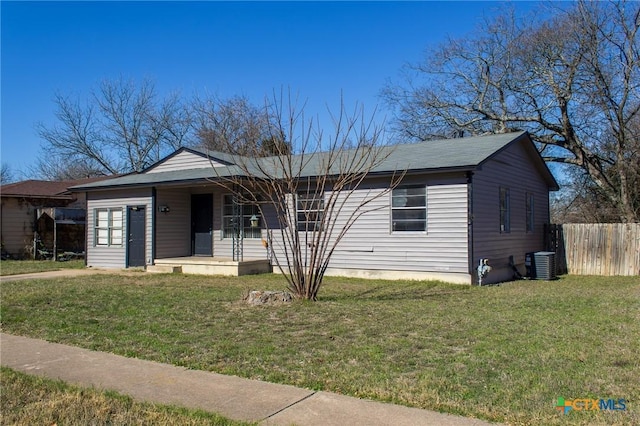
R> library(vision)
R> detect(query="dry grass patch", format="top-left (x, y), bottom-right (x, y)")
top-left (0, 367), bottom-right (252, 425)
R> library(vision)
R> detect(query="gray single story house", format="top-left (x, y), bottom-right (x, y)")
top-left (71, 131), bottom-right (559, 285)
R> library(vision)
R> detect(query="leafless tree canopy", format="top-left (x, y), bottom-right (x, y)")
top-left (211, 93), bottom-right (402, 300)
top-left (32, 157), bottom-right (107, 181)
top-left (36, 77), bottom-right (194, 178)
top-left (383, 0), bottom-right (640, 222)
top-left (0, 163), bottom-right (15, 184)
top-left (552, 113), bottom-right (640, 223)
top-left (193, 94), bottom-right (289, 156)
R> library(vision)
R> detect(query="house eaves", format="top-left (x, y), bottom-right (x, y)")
top-left (70, 132), bottom-right (558, 192)
top-left (2, 177), bottom-right (118, 198)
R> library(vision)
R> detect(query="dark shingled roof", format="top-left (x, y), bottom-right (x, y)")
top-left (1, 176), bottom-right (115, 199)
top-left (70, 131), bottom-right (559, 191)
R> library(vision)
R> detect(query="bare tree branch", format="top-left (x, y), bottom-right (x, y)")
top-left (383, 0), bottom-right (640, 221)
top-left (36, 77), bottom-right (195, 177)
top-left (208, 92), bottom-right (403, 300)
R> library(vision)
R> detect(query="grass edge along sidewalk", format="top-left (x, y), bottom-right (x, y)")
top-left (0, 259), bottom-right (85, 276)
top-left (0, 334), bottom-right (496, 426)
top-left (0, 366), bottom-right (251, 426)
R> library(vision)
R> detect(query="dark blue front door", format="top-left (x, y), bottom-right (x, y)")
top-left (127, 206), bottom-right (146, 267)
top-left (192, 194), bottom-right (213, 256)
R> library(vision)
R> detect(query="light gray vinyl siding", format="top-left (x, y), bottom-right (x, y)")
top-left (213, 192), bottom-right (273, 260)
top-left (146, 151), bottom-right (226, 174)
top-left (472, 140), bottom-right (550, 283)
top-left (86, 188), bottom-right (153, 268)
top-left (152, 187), bottom-right (272, 260)
top-left (155, 188), bottom-right (191, 258)
top-left (268, 174), bottom-right (469, 274)
top-left (150, 186), bottom-right (271, 261)
top-left (213, 229), bottom-right (270, 259)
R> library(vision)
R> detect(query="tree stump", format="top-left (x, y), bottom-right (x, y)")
top-left (244, 290), bottom-right (293, 306)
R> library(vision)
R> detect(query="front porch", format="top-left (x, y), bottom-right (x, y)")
top-left (147, 256), bottom-right (272, 276)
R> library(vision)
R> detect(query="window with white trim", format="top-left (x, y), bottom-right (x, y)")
top-left (500, 187), bottom-right (511, 233)
top-left (94, 208), bottom-right (123, 246)
top-left (222, 195), bottom-right (261, 239)
top-left (391, 185), bottom-right (427, 232)
top-left (297, 191), bottom-right (324, 232)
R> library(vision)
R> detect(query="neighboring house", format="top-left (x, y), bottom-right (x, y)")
top-left (0, 178), bottom-right (112, 259)
top-left (71, 131), bottom-right (559, 284)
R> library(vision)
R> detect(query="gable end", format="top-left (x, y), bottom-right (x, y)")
top-left (145, 148), bottom-right (232, 174)
top-left (477, 132), bottom-right (559, 191)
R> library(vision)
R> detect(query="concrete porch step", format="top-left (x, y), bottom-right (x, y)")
top-left (146, 264), bottom-right (182, 274)
top-left (149, 257), bottom-right (272, 276)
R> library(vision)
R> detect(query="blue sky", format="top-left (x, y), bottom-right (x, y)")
top-left (1, 1), bottom-right (538, 177)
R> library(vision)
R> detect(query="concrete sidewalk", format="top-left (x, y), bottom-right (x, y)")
top-left (1, 333), bottom-right (497, 426)
top-left (0, 268), bottom-right (139, 282)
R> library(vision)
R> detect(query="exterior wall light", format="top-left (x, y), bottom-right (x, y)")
top-left (250, 214), bottom-right (259, 228)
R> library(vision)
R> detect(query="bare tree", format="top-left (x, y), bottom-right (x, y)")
top-left (383, 0), bottom-right (640, 222)
top-left (1, 163), bottom-right (15, 184)
top-left (553, 113), bottom-right (640, 223)
top-left (32, 156), bottom-right (107, 181)
top-left (36, 77), bottom-right (194, 177)
top-left (193, 94), bottom-right (289, 156)
top-left (211, 94), bottom-right (402, 300)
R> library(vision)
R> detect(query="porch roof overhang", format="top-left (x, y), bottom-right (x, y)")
top-left (69, 167), bottom-right (225, 191)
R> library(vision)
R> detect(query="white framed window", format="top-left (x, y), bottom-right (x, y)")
top-left (297, 191), bottom-right (324, 232)
top-left (526, 192), bottom-right (534, 233)
top-left (94, 208), bottom-right (123, 246)
top-left (222, 194), bottom-right (261, 239)
top-left (500, 187), bottom-right (511, 233)
top-left (391, 185), bottom-right (427, 232)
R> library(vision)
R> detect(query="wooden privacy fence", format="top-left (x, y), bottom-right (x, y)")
top-left (545, 223), bottom-right (640, 276)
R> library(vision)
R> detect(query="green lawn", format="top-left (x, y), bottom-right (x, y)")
top-left (0, 367), bottom-right (252, 425)
top-left (0, 259), bottom-right (85, 276)
top-left (1, 273), bottom-right (638, 425)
